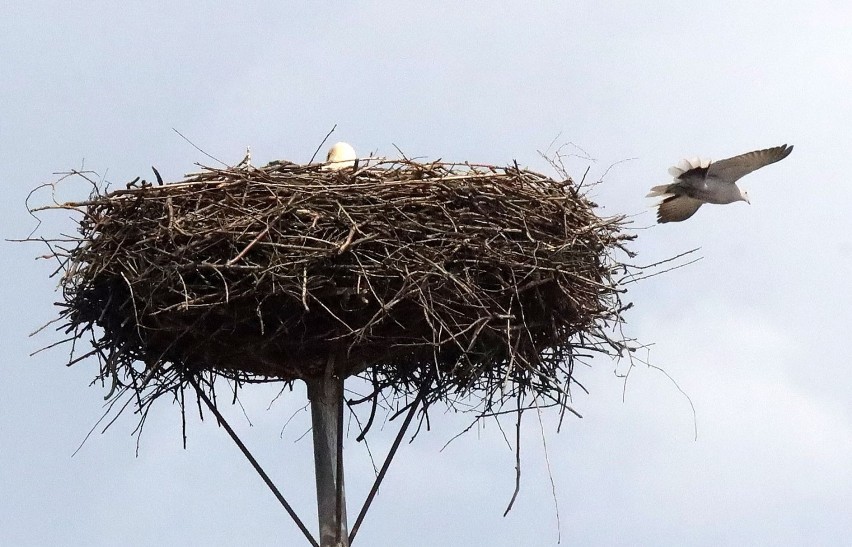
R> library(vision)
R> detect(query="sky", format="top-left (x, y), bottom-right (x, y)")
top-left (2, 1), bottom-right (851, 546)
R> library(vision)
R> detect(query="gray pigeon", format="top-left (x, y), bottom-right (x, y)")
top-left (648, 144), bottom-right (794, 223)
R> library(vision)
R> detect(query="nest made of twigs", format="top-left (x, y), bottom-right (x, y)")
top-left (37, 154), bottom-right (634, 416)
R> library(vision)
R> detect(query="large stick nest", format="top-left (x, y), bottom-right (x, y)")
top-left (36, 155), bottom-right (635, 418)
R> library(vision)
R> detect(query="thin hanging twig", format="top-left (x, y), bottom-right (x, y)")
top-left (503, 398), bottom-right (523, 516)
top-left (349, 386), bottom-right (427, 544)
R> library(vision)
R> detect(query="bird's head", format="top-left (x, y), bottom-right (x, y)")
top-left (323, 142), bottom-right (357, 170)
top-left (741, 190), bottom-right (751, 204)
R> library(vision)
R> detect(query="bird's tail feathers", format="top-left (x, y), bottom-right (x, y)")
top-left (646, 184), bottom-right (673, 198)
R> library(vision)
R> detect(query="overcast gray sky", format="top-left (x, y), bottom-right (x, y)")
top-left (2, 1), bottom-right (850, 546)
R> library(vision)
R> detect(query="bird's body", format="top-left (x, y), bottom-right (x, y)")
top-left (648, 144), bottom-right (794, 223)
top-left (322, 141), bottom-right (357, 170)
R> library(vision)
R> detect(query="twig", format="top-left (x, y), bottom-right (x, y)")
top-left (349, 386), bottom-right (427, 544)
top-left (534, 396), bottom-right (561, 544)
top-left (309, 124), bottom-right (337, 164)
top-left (172, 128), bottom-right (228, 167)
top-left (227, 226), bottom-right (271, 266)
top-left (502, 400), bottom-right (523, 516)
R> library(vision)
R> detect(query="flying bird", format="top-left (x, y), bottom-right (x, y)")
top-left (322, 141), bottom-right (357, 171)
top-left (647, 144), bottom-right (793, 223)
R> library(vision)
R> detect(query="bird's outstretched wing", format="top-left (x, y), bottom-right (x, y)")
top-left (656, 195), bottom-right (704, 223)
top-left (707, 144), bottom-right (793, 184)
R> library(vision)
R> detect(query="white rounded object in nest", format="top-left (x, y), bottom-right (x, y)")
top-left (322, 142), bottom-right (357, 170)
top-left (647, 144), bottom-right (793, 223)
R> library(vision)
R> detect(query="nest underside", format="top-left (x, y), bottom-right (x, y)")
top-left (47, 157), bottom-right (633, 413)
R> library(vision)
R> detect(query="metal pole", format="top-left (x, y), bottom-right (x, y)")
top-left (308, 374), bottom-right (349, 547)
top-left (188, 376), bottom-right (319, 547)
